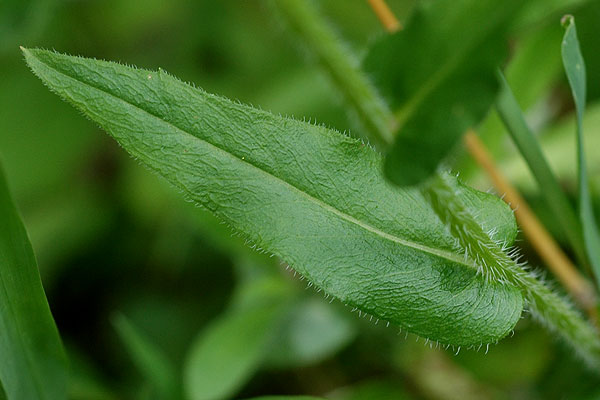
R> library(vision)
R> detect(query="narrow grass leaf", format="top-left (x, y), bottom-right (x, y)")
top-left (111, 313), bottom-right (179, 400)
top-left (495, 71), bottom-right (588, 270)
top-left (0, 164), bottom-right (67, 399)
top-left (23, 48), bottom-right (523, 346)
top-left (363, 0), bottom-right (520, 186)
top-left (496, 101), bottom-right (600, 190)
top-left (561, 15), bottom-right (600, 283)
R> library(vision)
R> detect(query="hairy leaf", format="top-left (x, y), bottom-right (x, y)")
top-left (0, 163), bottom-right (66, 399)
top-left (561, 16), bottom-right (600, 282)
top-left (363, 0), bottom-right (519, 186)
top-left (23, 48), bottom-right (523, 346)
top-left (425, 172), bottom-right (600, 367)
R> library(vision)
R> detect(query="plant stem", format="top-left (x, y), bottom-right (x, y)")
top-left (423, 173), bottom-right (600, 367)
top-left (274, 0), bottom-right (395, 148)
top-left (495, 71), bottom-right (590, 272)
top-left (464, 130), bottom-right (597, 320)
top-left (367, 0), bottom-right (402, 32)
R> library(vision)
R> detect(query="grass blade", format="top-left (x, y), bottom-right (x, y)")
top-left (495, 71), bottom-right (589, 271)
top-left (22, 48), bottom-right (524, 346)
top-left (561, 15), bottom-right (600, 284)
top-left (0, 164), bottom-right (67, 399)
top-left (111, 313), bottom-right (179, 399)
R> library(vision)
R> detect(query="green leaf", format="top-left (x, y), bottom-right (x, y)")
top-left (363, 0), bottom-right (519, 186)
top-left (184, 279), bottom-right (291, 400)
top-left (0, 163), bottom-right (67, 399)
top-left (454, 178), bottom-right (518, 247)
top-left (111, 313), bottom-right (179, 400)
top-left (461, 22), bottom-right (564, 177)
top-left (424, 172), bottom-right (600, 367)
top-left (22, 48), bottom-right (523, 346)
top-left (265, 297), bottom-right (357, 368)
top-left (495, 71), bottom-right (588, 270)
top-left (562, 15), bottom-right (600, 283)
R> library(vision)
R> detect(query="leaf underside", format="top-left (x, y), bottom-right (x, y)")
top-left (23, 48), bottom-right (523, 346)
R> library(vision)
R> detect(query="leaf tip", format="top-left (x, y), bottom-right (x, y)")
top-left (20, 46), bottom-right (37, 67)
top-left (20, 46), bottom-right (30, 60)
top-left (561, 14), bottom-right (574, 29)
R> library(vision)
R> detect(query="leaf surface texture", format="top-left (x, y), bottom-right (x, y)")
top-left (23, 48), bottom-right (523, 346)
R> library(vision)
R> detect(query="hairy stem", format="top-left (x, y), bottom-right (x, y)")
top-left (273, 0), bottom-right (396, 147)
top-left (424, 173), bottom-right (600, 367)
top-left (464, 131), bottom-right (597, 319)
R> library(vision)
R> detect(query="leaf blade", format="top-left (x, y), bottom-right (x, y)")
top-left (184, 278), bottom-right (291, 400)
top-left (363, 0), bottom-right (520, 185)
top-left (0, 164), bottom-right (67, 399)
top-left (23, 48), bottom-right (523, 346)
top-left (561, 16), bottom-right (600, 282)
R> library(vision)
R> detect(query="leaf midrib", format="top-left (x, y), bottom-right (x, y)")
top-left (36, 54), bottom-right (478, 272)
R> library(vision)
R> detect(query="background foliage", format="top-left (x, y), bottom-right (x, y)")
top-left (2, 0), bottom-right (600, 399)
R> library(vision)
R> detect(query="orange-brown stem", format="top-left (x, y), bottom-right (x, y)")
top-left (367, 0), bottom-right (402, 32)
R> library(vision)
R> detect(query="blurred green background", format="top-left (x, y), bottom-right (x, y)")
top-left (2, 0), bottom-right (600, 399)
